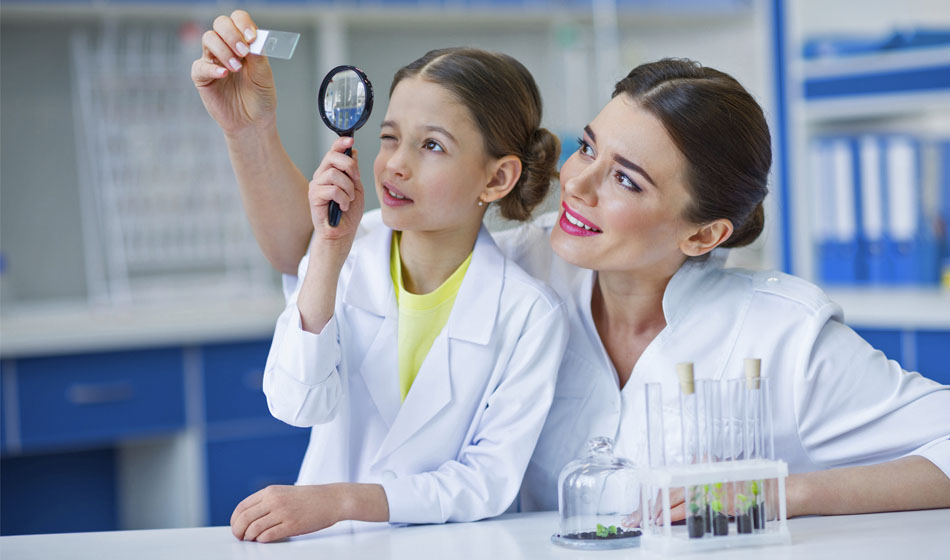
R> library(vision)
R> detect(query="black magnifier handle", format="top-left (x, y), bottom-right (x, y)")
top-left (327, 131), bottom-right (354, 227)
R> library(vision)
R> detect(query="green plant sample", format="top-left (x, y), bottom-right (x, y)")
top-left (595, 523), bottom-right (618, 537)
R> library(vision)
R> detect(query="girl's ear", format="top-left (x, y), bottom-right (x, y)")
top-left (481, 155), bottom-right (522, 203)
top-left (680, 218), bottom-right (733, 257)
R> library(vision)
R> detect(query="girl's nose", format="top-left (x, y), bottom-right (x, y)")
top-left (385, 145), bottom-right (411, 180)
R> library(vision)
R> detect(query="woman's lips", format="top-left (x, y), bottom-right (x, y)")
top-left (382, 183), bottom-right (413, 207)
top-left (559, 202), bottom-right (602, 236)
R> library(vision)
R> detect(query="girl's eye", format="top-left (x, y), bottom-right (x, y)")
top-left (615, 171), bottom-right (642, 193)
top-left (576, 137), bottom-right (594, 157)
top-left (423, 139), bottom-right (444, 152)
top-left (380, 134), bottom-right (396, 142)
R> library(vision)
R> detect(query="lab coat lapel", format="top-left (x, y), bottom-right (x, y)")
top-left (374, 226), bottom-right (503, 463)
top-left (344, 226), bottom-right (401, 428)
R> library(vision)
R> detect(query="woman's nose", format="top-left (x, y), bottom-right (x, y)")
top-left (562, 157), bottom-right (598, 206)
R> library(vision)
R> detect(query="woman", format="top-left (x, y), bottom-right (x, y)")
top-left (194, 12), bottom-right (950, 521)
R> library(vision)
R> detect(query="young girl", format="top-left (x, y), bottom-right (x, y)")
top-left (219, 46), bottom-right (567, 541)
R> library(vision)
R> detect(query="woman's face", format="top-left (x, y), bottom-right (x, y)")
top-left (373, 77), bottom-right (494, 233)
top-left (550, 95), bottom-right (697, 274)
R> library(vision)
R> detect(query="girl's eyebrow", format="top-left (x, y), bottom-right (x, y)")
top-left (380, 120), bottom-right (398, 129)
top-left (423, 125), bottom-right (457, 144)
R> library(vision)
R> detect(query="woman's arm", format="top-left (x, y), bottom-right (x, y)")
top-left (225, 125), bottom-right (313, 275)
top-left (789, 455), bottom-right (950, 517)
top-left (791, 311), bottom-right (950, 515)
top-left (193, 10), bottom-right (313, 275)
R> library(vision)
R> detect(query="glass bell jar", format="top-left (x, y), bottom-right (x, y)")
top-left (551, 436), bottom-right (643, 550)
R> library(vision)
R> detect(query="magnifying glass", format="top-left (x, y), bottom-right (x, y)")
top-left (318, 65), bottom-right (374, 227)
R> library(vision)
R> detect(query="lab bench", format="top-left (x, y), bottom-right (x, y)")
top-left (1, 510), bottom-right (948, 560)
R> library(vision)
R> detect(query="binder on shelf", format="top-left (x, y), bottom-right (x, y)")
top-left (882, 135), bottom-right (938, 285)
top-left (939, 140), bottom-right (950, 288)
top-left (811, 136), bottom-right (862, 285)
top-left (857, 135), bottom-right (888, 284)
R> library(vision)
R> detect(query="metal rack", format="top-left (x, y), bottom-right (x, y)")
top-left (70, 24), bottom-right (274, 304)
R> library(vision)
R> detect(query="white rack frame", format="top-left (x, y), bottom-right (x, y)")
top-left (639, 459), bottom-right (790, 555)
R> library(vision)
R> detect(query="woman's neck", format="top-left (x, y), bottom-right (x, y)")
top-left (593, 268), bottom-right (672, 335)
top-left (591, 261), bottom-right (682, 388)
top-left (398, 221), bottom-right (481, 294)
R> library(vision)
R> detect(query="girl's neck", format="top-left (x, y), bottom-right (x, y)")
top-left (398, 220), bottom-right (481, 294)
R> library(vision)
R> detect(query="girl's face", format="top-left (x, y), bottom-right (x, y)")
top-left (374, 77), bottom-right (495, 233)
top-left (550, 95), bottom-right (698, 274)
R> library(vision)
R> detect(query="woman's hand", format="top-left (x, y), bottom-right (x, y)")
top-left (191, 10), bottom-right (277, 135)
top-left (308, 136), bottom-right (365, 243)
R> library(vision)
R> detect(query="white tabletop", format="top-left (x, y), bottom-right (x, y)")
top-left (2, 510), bottom-right (948, 560)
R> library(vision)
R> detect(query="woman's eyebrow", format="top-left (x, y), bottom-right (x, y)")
top-left (613, 154), bottom-right (657, 188)
top-left (584, 124), bottom-right (596, 141)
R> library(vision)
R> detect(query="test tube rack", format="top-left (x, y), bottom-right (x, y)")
top-left (638, 459), bottom-right (790, 554)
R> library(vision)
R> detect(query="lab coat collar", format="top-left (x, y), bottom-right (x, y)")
top-left (661, 249), bottom-right (729, 331)
top-left (341, 224), bottom-right (502, 346)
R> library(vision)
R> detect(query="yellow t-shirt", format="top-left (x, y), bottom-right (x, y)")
top-left (390, 232), bottom-right (472, 402)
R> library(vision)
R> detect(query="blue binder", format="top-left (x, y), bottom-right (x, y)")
top-left (812, 137), bottom-right (861, 285)
top-left (857, 135), bottom-right (888, 284)
top-left (881, 135), bottom-right (939, 285)
top-left (939, 140), bottom-right (950, 284)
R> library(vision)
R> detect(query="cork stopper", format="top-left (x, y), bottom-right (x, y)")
top-left (744, 358), bottom-right (761, 390)
top-left (677, 362), bottom-right (695, 395)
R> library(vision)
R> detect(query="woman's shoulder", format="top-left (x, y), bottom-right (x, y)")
top-left (489, 211), bottom-right (559, 281)
top-left (719, 264), bottom-right (840, 320)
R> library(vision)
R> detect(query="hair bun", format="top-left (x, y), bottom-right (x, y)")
top-left (497, 128), bottom-right (560, 221)
top-left (722, 202), bottom-right (765, 249)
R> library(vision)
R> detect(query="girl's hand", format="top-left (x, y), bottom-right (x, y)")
top-left (309, 136), bottom-right (365, 243)
top-left (191, 10), bottom-right (277, 134)
top-left (230, 485), bottom-right (343, 542)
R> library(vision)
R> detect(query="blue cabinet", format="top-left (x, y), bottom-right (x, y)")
top-left (0, 338), bottom-right (311, 534)
top-left (14, 348), bottom-right (186, 452)
top-left (202, 341), bottom-right (273, 424)
top-left (916, 330), bottom-right (950, 385)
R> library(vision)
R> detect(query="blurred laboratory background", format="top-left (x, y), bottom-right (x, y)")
top-left (1, 0), bottom-right (949, 536)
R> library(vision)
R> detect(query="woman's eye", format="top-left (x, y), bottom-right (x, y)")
top-left (615, 171), bottom-right (642, 193)
top-left (423, 140), bottom-right (444, 152)
top-left (576, 137), bottom-right (594, 157)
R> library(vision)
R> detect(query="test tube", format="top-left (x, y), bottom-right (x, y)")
top-left (699, 379), bottom-right (722, 534)
top-left (677, 363), bottom-right (707, 539)
top-left (644, 382), bottom-right (667, 537)
top-left (734, 359), bottom-right (762, 534)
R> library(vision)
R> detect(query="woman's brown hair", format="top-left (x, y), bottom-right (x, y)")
top-left (391, 47), bottom-right (560, 221)
top-left (613, 58), bottom-right (771, 248)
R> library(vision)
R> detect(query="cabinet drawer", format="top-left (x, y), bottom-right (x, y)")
top-left (202, 340), bottom-right (272, 424)
top-left (15, 348), bottom-right (185, 451)
top-left (205, 430), bottom-right (310, 526)
top-left (916, 330), bottom-right (950, 385)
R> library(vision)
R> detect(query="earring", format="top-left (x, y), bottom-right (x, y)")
top-left (477, 200), bottom-right (484, 207)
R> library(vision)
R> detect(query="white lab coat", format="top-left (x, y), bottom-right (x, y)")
top-left (492, 212), bottom-right (950, 511)
top-left (266, 209), bottom-right (568, 524)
